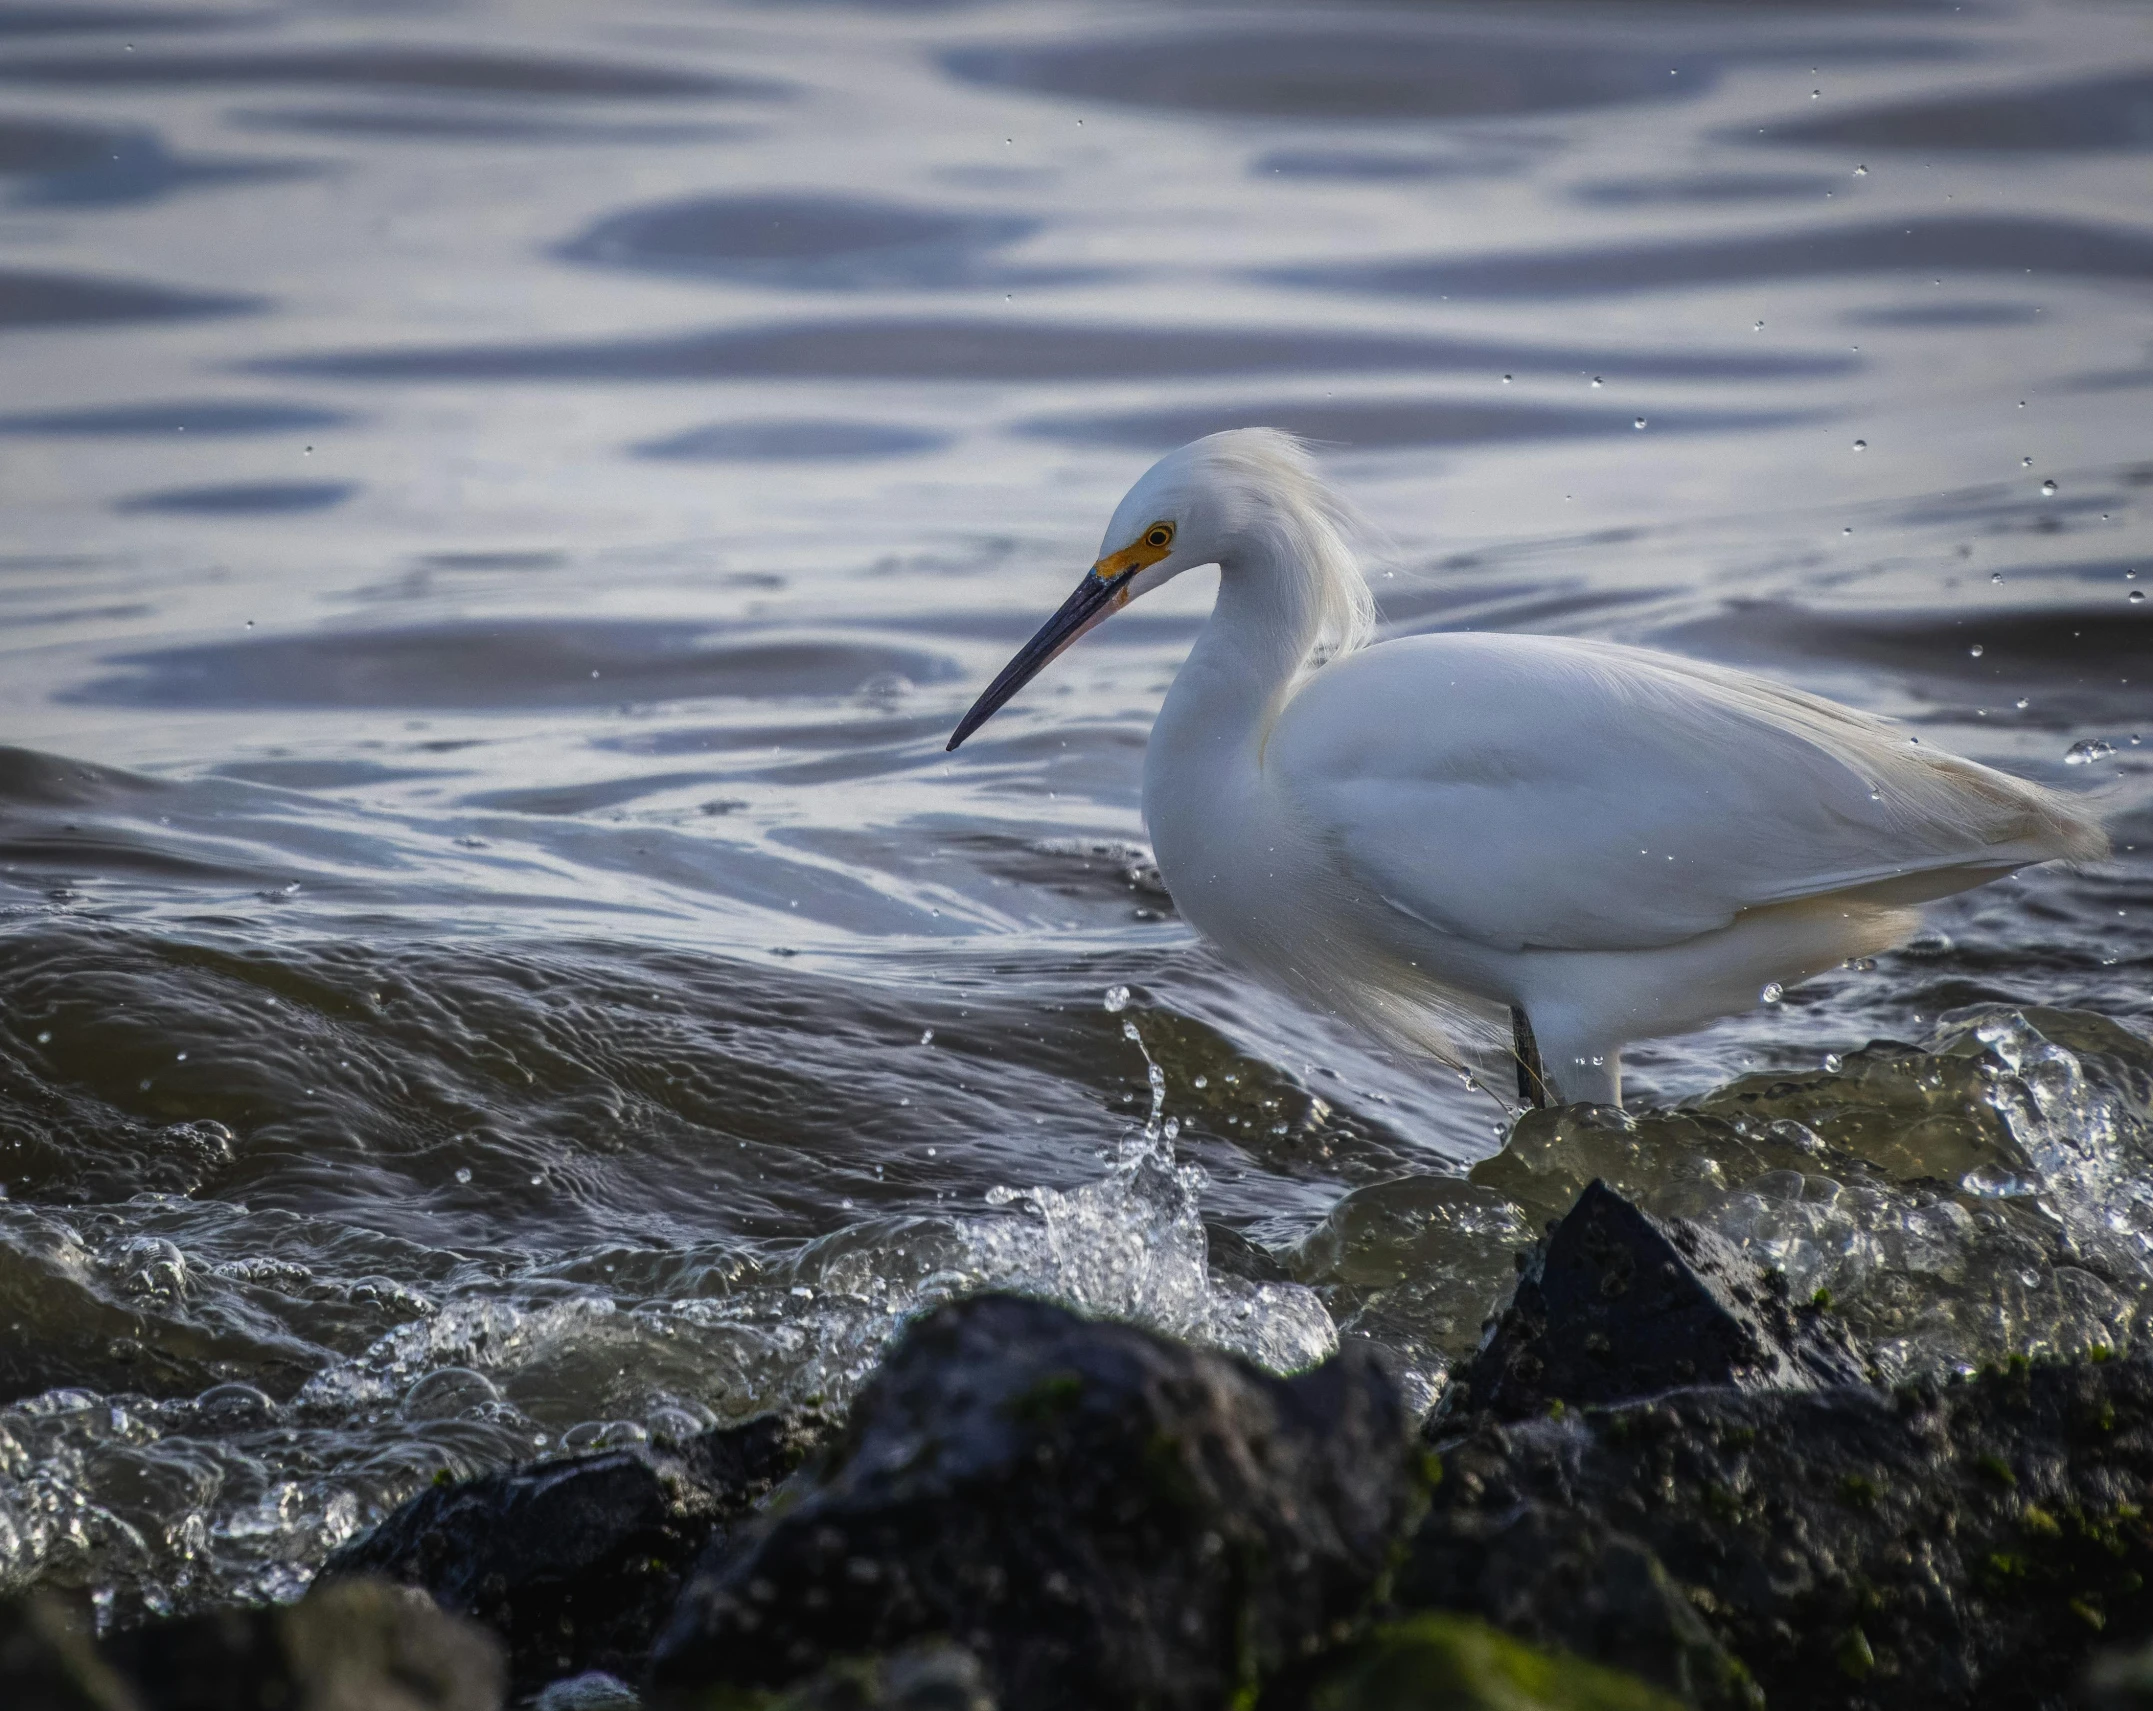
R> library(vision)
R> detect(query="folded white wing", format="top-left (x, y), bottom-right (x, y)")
top-left (1268, 633), bottom-right (2104, 954)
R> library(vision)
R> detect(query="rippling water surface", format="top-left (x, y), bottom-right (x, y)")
top-left (2, 0), bottom-right (2150, 1625)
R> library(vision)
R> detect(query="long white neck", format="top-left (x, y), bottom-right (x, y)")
top-left (1141, 536), bottom-right (1343, 882)
top-left (1160, 552), bottom-right (1327, 764)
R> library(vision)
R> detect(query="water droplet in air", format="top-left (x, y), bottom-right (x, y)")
top-left (2016, 698), bottom-right (2029, 709)
top-left (1633, 417), bottom-right (1648, 430)
top-left (919, 1029), bottom-right (934, 1046)
top-left (1811, 88), bottom-right (1821, 98)
top-left (1760, 983), bottom-right (1785, 1004)
top-left (2040, 479), bottom-right (2057, 496)
top-left (1852, 164), bottom-right (1868, 176)
top-left (1589, 376), bottom-right (1603, 388)
top-left (2022, 456), bottom-right (2034, 468)
top-left (1824, 1053), bottom-right (1844, 1073)
top-left (1501, 373), bottom-right (1513, 383)
top-left (2131, 590), bottom-right (2146, 604)
top-left (36, 1030), bottom-right (50, 1044)
top-left (1103, 985), bottom-right (1130, 1013)
top-left (454, 1167), bottom-right (472, 1184)
top-left (2064, 739), bottom-right (2115, 766)
top-left (1753, 320), bottom-right (1765, 332)
top-left (1192, 1075), bottom-right (1208, 1089)
top-left (1991, 572), bottom-right (2004, 584)
top-left (1852, 439), bottom-right (1867, 452)
top-left (1969, 643), bottom-right (1985, 658)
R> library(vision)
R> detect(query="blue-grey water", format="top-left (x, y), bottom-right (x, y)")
top-left (1, 0), bottom-right (2149, 1624)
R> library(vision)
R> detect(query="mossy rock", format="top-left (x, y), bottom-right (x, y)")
top-left (1308, 1616), bottom-right (1684, 1711)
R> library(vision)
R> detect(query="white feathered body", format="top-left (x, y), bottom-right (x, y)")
top-left (1130, 441), bottom-right (2105, 1105)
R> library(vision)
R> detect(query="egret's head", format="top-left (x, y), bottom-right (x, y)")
top-left (946, 429), bottom-right (1365, 751)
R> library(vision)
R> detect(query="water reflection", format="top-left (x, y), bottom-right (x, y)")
top-left (1762, 70), bottom-right (2153, 151)
top-left (1271, 215), bottom-right (2153, 298)
top-left (563, 195), bottom-right (1077, 292)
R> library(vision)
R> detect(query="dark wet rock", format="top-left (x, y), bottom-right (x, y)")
top-left (1400, 1356), bottom-right (2153, 1711)
top-left (648, 1293), bottom-right (1418, 1711)
top-left (99, 1578), bottom-right (502, 1711)
top-left (759, 1642), bottom-right (998, 1711)
top-left (320, 1413), bottom-right (819, 1697)
top-left (1291, 1613), bottom-right (1684, 1711)
top-left (0, 1591), bottom-right (140, 1711)
top-left (2088, 1635), bottom-right (2153, 1708)
top-left (1439, 1178), bottom-right (1867, 1425)
top-left (1388, 1493), bottom-right (1759, 1710)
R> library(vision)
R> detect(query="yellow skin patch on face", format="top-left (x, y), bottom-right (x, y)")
top-left (1091, 522), bottom-right (1175, 606)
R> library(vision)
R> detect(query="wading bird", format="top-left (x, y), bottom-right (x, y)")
top-left (946, 431), bottom-right (2106, 1108)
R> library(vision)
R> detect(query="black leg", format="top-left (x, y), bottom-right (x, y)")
top-left (1512, 1006), bottom-right (1550, 1109)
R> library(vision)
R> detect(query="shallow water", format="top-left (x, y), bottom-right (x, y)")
top-left (1, 0), bottom-right (2149, 1627)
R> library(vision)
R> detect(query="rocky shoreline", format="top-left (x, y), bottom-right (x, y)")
top-left (11, 1180), bottom-right (2153, 1710)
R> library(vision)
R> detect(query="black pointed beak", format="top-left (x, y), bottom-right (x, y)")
top-left (947, 568), bottom-right (1130, 752)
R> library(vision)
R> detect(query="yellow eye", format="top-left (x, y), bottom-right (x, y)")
top-left (1145, 525), bottom-right (1173, 549)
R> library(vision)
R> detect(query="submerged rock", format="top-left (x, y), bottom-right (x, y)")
top-left (648, 1292), bottom-right (1417, 1711)
top-left (96, 1578), bottom-right (502, 1711)
top-left (1441, 1177), bottom-right (1867, 1424)
top-left (319, 1412), bottom-right (819, 1696)
top-left (1404, 1357), bottom-right (2153, 1710)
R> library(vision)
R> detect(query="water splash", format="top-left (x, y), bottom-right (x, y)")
top-left (0, 1017), bottom-right (1336, 1621)
top-left (1466, 1008), bottom-right (2153, 1381)
top-left (978, 1015), bottom-right (1336, 1372)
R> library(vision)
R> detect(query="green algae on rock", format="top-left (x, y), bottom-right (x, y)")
top-left (1302, 1615), bottom-right (1685, 1711)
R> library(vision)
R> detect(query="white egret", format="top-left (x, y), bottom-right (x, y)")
top-left (947, 430), bottom-right (2107, 1108)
